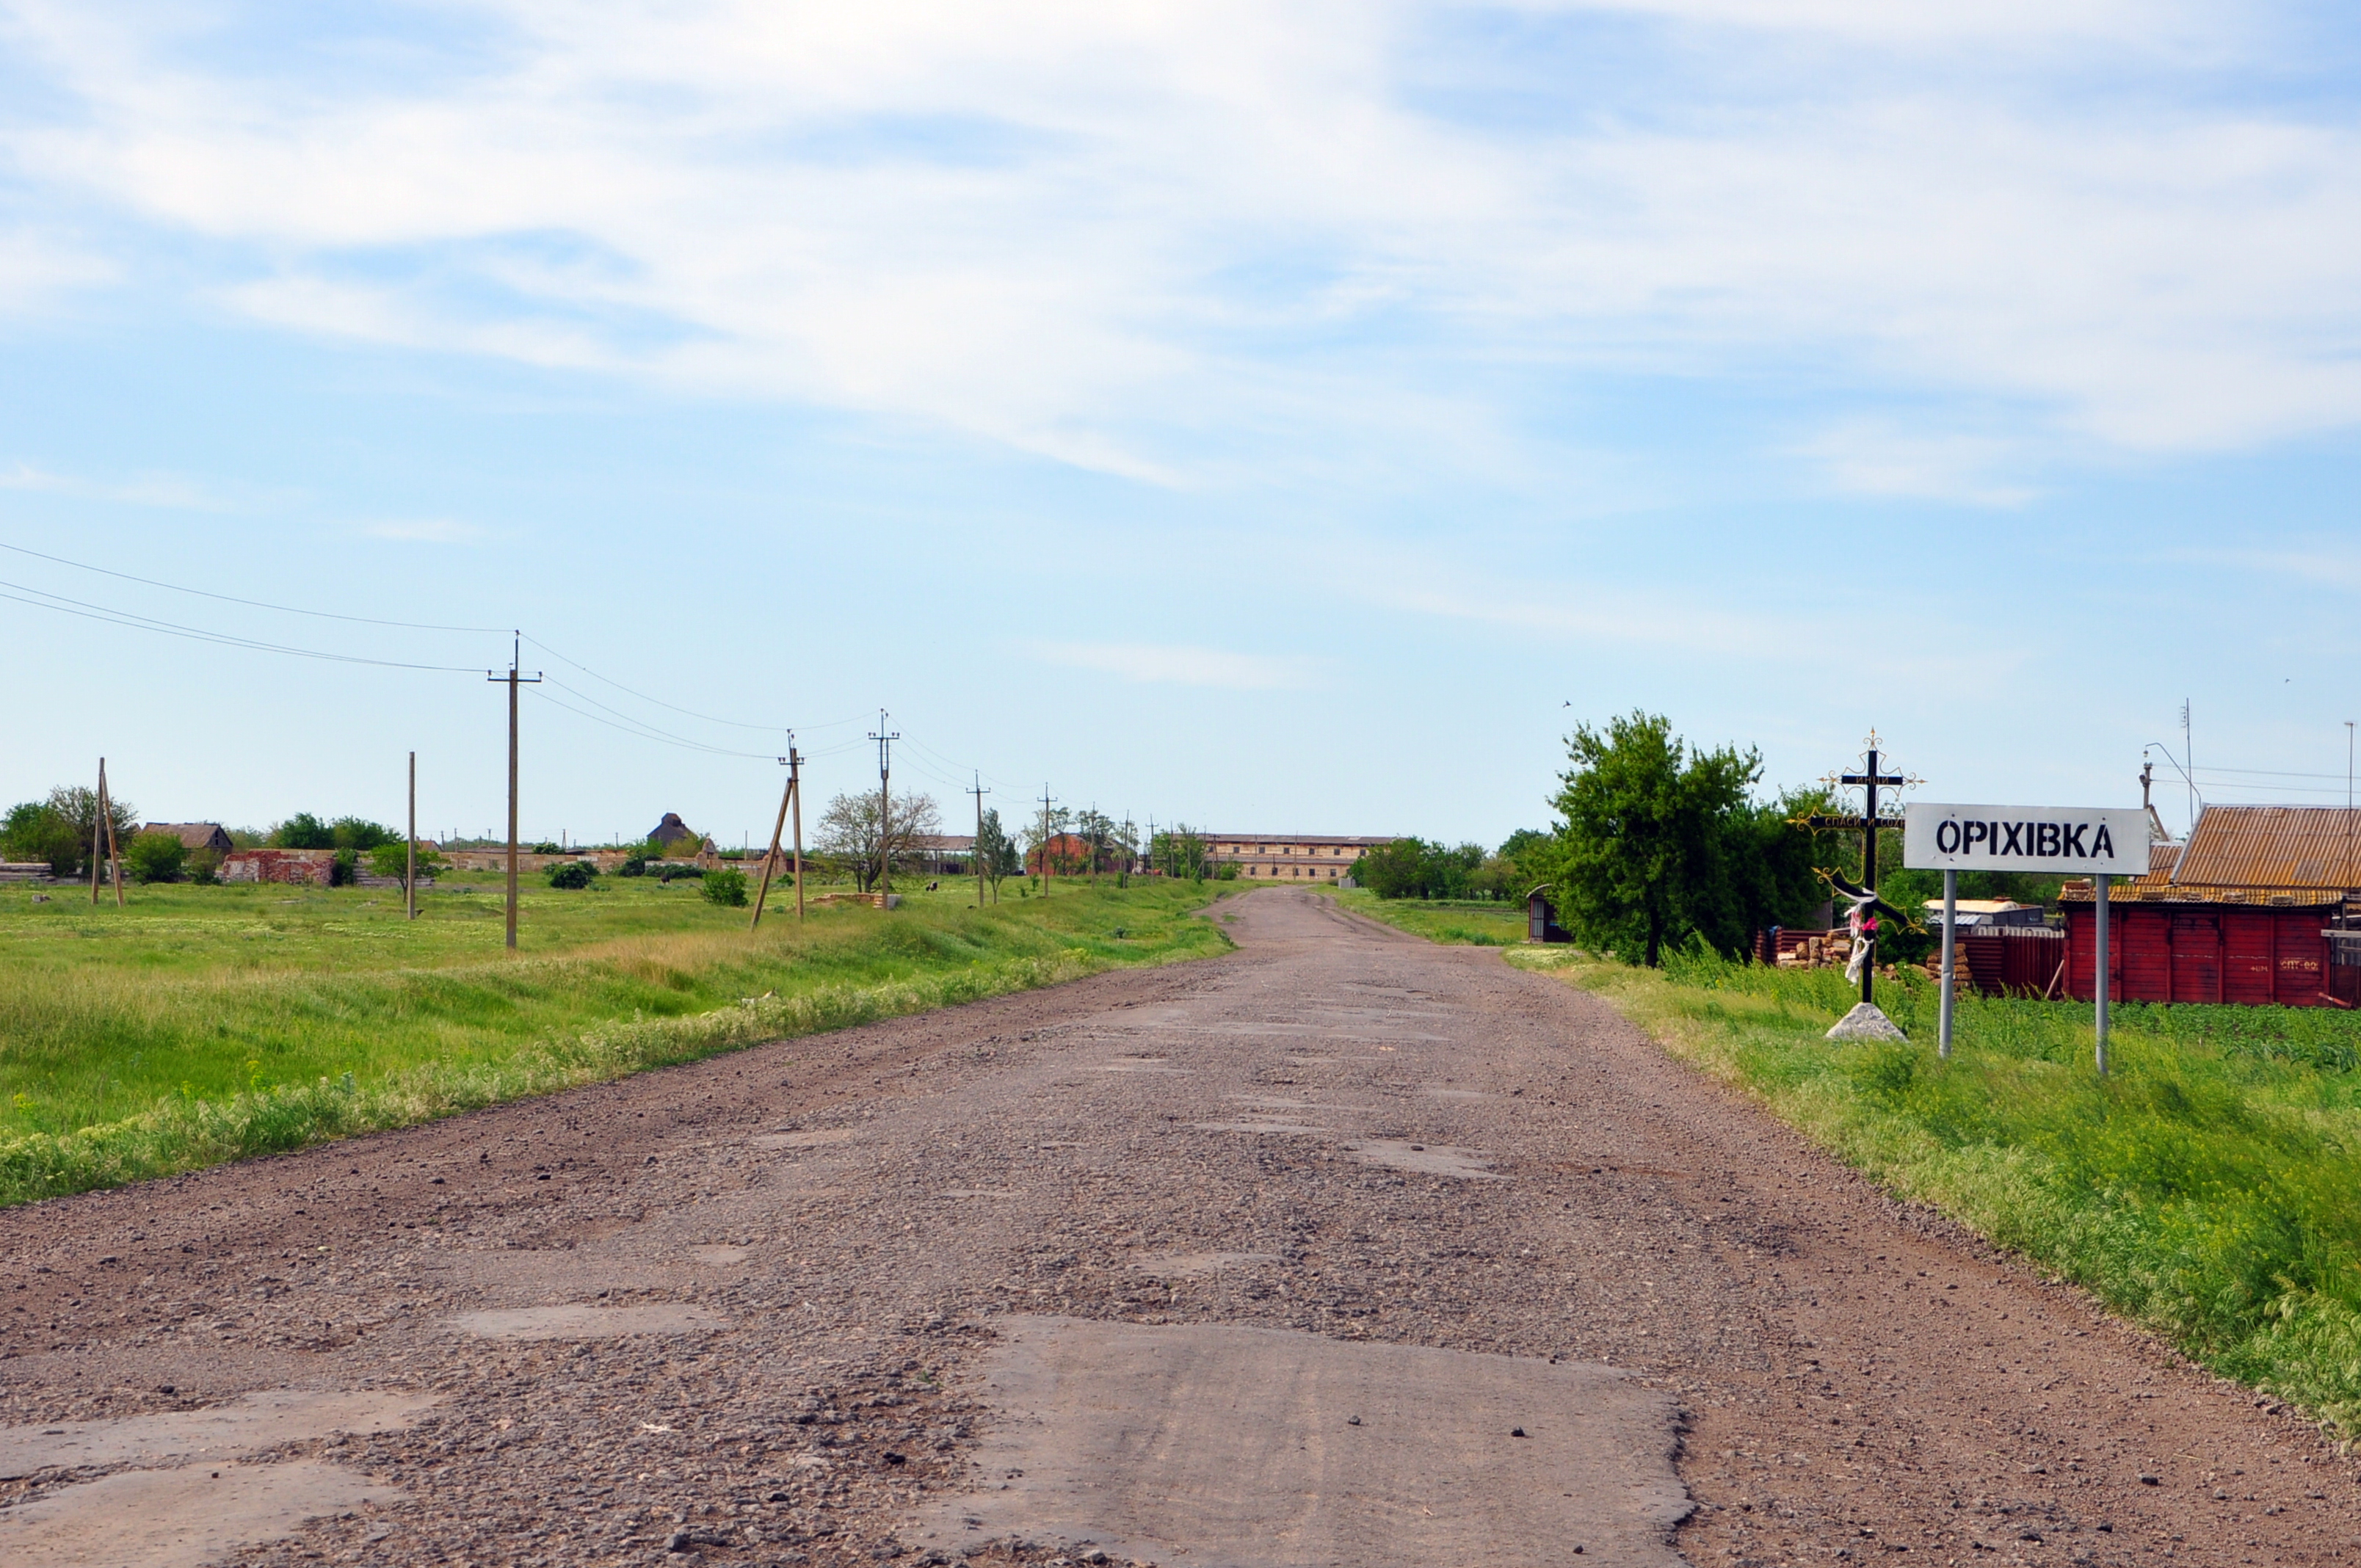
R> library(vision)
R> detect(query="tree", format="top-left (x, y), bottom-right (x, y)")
top-left (1542, 710), bottom-right (1760, 966)
top-left (1148, 824), bottom-right (1208, 880)
top-left (270, 813), bottom-right (335, 849)
top-left (368, 841), bottom-right (448, 882)
top-left (331, 816), bottom-right (396, 851)
top-left (701, 866), bottom-right (750, 907)
top-left (1, 800), bottom-right (84, 876)
top-left (814, 789), bottom-right (942, 893)
top-left (973, 807), bottom-right (1021, 901)
top-left (546, 860), bottom-right (597, 890)
top-left (123, 830), bottom-right (187, 884)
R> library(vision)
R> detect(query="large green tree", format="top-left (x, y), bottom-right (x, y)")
top-left (1543, 711), bottom-right (1809, 965)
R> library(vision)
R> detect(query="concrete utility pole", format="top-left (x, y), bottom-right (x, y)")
top-left (487, 637), bottom-right (543, 951)
top-left (750, 742), bottom-right (799, 931)
top-left (869, 711), bottom-right (899, 899)
top-left (967, 772), bottom-right (990, 907)
top-left (406, 750), bottom-right (418, 921)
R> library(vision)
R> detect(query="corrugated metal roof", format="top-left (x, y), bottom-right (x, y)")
top-left (2170, 805), bottom-right (2361, 890)
top-left (2058, 877), bottom-right (2341, 907)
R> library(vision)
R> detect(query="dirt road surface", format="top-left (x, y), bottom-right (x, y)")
top-left (3, 890), bottom-right (2354, 1567)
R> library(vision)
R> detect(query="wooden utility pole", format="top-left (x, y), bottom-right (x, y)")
top-left (967, 772), bottom-right (990, 907)
top-left (1038, 783), bottom-right (1056, 899)
top-left (406, 750), bottom-right (418, 921)
top-left (791, 749), bottom-right (805, 920)
top-left (487, 639), bottom-right (543, 951)
top-left (868, 711), bottom-right (899, 899)
top-left (90, 758), bottom-right (123, 907)
top-left (750, 743), bottom-right (800, 930)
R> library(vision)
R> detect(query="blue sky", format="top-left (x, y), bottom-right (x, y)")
top-left (1, 0), bottom-right (2358, 848)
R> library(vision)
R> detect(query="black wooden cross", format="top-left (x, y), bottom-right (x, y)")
top-left (1806, 733), bottom-right (1909, 1005)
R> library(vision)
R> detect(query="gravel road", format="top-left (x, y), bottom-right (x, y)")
top-left (2, 888), bottom-right (2353, 1567)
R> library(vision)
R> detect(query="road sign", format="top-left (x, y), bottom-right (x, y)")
top-left (1902, 803), bottom-right (2151, 877)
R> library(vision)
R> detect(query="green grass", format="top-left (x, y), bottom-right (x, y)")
top-left (1335, 889), bottom-right (1526, 946)
top-left (0, 874), bottom-right (1231, 1206)
top-left (1503, 943), bottom-right (2361, 1437)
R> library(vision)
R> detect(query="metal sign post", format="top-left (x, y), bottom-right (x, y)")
top-left (1904, 802), bottom-right (2150, 1072)
top-left (1938, 868), bottom-right (1957, 1059)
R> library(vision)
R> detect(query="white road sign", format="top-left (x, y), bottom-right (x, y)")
top-left (1902, 802), bottom-right (2151, 877)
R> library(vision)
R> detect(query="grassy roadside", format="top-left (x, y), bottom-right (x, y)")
top-left (0, 879), bottom-right (1233, 1207)
top-left (1332, 889), bottom-right (1525, 945)
top-left (1501, 943), bottom-right (2361, 1437)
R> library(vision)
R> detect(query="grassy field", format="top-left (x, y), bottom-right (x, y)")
top-left (1493, 943), bottom-right (2361, 1437)
top-left (1334, 890), bottom-right (1526, 945)
top-left (0, 873), bottom-right (1230, 1207)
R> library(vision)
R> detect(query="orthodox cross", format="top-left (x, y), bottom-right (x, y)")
top-left (1807, 732), bottom-right (1914, 1005)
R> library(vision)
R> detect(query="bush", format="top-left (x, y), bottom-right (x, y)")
top-left (656, 864), bottom-right (705, 884)
top-left (123, 831), bottom-right (188, 884)
top-left (546, 861), bottom-right (597, 890)
top-left (617, 854), bottom-right (648, 878)
top-left (186, 846), bottom-right (223, 885)
top-left (532, 841), bottom-right (563, 855)
top-left (331, 847), bottom-right (359, 886)
top-left (330, 817), bottom-right (396, 852)
top-left (701, 867), bottom-right (748, 906)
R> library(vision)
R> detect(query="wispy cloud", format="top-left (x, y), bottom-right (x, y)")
top-left (0, 462), bottom-right (226, 509)
top-left (1026, 640), bottom-right (1324, 691)
top-left (3, 0), bottom-right (2358, 487)
top-left (1794, 421), bottom-right (2038, 507)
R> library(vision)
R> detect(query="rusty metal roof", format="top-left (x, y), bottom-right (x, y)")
top-left (2058, 876), bottom-right (2342, 907)
top-left (2169, 805), bottom-right (2361, 891)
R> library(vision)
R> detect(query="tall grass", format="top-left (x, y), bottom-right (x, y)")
top-left (1335, 890), bottom-right (1525, 946)
top-left (0, 881), bottom-right (1230, 1205)
top-left (1516, 943), bottom-right (2361, 1437)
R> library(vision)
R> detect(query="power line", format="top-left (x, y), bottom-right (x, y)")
top-left (0, 538), bottom-right (509, 633)
top-left (0, 578), bottom-right (485, 672)
top-left (526, 686), bottom-right (776, 758)
top-left (523, 634), bottom-right (861, 738)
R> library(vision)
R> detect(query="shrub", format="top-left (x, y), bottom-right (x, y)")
top-left (330, 817), bottom-right (396, 852)
top-left (657, 864), bottom-right (705, 884)
top-left (123, 831), bottom-right (188, 884)
top-left (618, 854), bottom-right (648, 878)
top-left (546, 861), bottom-right (597, 890)
top-left (701, 867), bottom-right (749, 906)
top-left (331, 848), bottom-right (359, 886)
top-left (186, 846), bottom-right (223, 885)
top-left (532, 841), bottom-right (563, 855)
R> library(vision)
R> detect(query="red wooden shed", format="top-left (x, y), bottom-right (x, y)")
top-left (2057, 806), bottom-right (2361, 1007)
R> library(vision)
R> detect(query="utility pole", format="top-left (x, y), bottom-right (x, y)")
top-left (487, 636), bottom-right (543, 951)
top-left (967, 772), bottom-right (990, 907)
top-left (406, 750), bottom-right (418, 921)
top-left (1038, 783), bottom-right (1056, 898)
top-left (90, 758), bottom-right (123, 907)
top-left (750, 741), bottom-right (799, 930)
top-left (869, 711), bottom-right (899, 899)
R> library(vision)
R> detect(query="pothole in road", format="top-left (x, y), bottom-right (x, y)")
top-left (752, 1128), bottom-right (861, 1150)
top-left (0, 1390), bottom-right (439, 1481)
top-left (0, 1457), bottom-right (396, 1568)
top-left (1346, 1139), bottom-right (1504, 1180)
top-left (906, 1315), bottom-right (1688, 1568)
top-left (445, 1304), bottom-right (724, 1340)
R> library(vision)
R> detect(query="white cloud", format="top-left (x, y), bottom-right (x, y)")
top-left (1026, 640), bottom-right (1324, 690)
top-left (1794, 422), bottom-right (2037, 507)
top-left (3, 0), bottom-right (2359, 481)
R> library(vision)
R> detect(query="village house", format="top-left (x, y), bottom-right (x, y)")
top-left (1206, 833), bottom-right (1396, 883)
top-left (217, 848), bottom-right (336, 887)
top-left (2058, 805), bottom-right (2361, 1007)
top-left (142, 822), bottom-right (235, 854)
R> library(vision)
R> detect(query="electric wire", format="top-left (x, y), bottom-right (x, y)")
top-left (0, 538), bottom-right (510, 634)
top-left (526, 687), bottom-right (777, 759)
top-left (0, 579), bottom-right (487, 672)
top-left (523, 633), bottom-right (861, 739)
